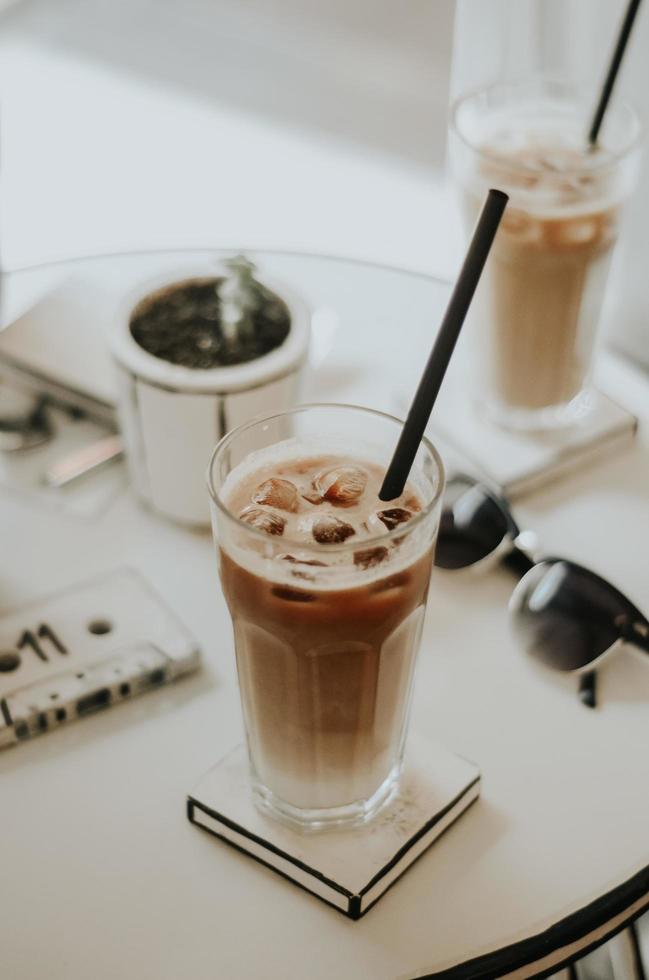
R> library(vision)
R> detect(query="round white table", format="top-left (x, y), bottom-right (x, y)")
top-left (1, 250), bottom-right (648, 980)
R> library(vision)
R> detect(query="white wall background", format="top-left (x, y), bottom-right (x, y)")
top-left (0, 0), bottom-right (458, 275)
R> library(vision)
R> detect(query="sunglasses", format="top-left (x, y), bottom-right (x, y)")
top-left (435, 475), bottom-right (649, 704)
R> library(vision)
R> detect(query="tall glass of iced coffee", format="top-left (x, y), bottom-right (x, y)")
top-left (450, 79), bottom-right (641, 430)
top-left (207, 404), bottom-right (444, 830)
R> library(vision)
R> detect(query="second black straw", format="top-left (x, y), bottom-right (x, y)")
top-left (379, 188), bottom-right (508, 502)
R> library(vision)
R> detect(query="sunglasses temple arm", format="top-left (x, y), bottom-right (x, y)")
top-left (578, 671), bottom-right (597, 709)
top-left (627, 620), bottom-right (649, 654)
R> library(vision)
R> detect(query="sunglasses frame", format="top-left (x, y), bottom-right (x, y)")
top-left (438, 476), bottom-right (649, 689)
top-left (437, 474), bottom-right (539, 574)
top-left (509, 557), bottom-right (649, 674)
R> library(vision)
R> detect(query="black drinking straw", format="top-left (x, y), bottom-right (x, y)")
top-left (379, 188), bottom-right (508, 502)
top-left (588, 0), bottom-right (643, 146)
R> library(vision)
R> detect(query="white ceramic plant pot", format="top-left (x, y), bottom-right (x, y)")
top-left (111, 265), bottom-right (310, 527)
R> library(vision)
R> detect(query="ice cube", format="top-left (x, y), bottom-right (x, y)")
top-left (376, 508), bottom-right (412, 531)
top-left (279, 554), bottom-right (327, 567)
top-left (252, 478), bottom-right (298, 512)
top-left (501, 209), bottom-right (540, 243)
top-left (312, 515), bottom-right (356, 544)
top-left (403, 494), bottom-right (422, 513)
top-left (314, 465), bottom-right (367, 505)
top-left (239, 506), bottom-right (286, 535)
top-left (302, 489), bottom-right (324, 505)
top-left (371, 571), bottom-right (410, 593)
top-left (537, 154), bottom-right (571, 173)
top-left (556, 217), bottom-right (599, 247)
top-left (271, 585), bottom-right (315, 603)
top-left (354, 547), bottom-right (388, 569)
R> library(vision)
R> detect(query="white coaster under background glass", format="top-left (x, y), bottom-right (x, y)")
top-left (396, 384), bottom-right (637, 499)
top-left (187, 735), bottom-right (480, 919)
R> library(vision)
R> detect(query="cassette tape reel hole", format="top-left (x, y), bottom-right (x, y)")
top-left (88, 619), bottom-right (113, 636)
top-left (0, 652), bottom-right (21, 672)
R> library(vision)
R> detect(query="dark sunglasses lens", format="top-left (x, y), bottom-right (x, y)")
top-left (510, 560), bottom-right (631, 671)
top-left (435, 479), bottom-right (511, 569)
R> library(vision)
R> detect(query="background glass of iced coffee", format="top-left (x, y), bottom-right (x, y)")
top-left (207, 404), bottom-right (444, 830)
top-left (450, 79), bottom-right (641, 430)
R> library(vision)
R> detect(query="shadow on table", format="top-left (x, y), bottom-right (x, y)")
top-left (308, 362), bottom-right (372, 403)
top-left (599, 652), bottom-right (649, 705)
top-left (524, 439), bottom-right (649, 517)
top-left (363, 794), bottom-right (510, 931)
top-left (522, 645), bottom-right (649, 706)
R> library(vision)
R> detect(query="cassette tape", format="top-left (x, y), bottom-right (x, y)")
top-left (0, 568), bottom-right (201, 749)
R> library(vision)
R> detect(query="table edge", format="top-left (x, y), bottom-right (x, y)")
top-left (420, 862), bottom-right (649, 979)
top-left (1, 244), bottom-right (451, 286)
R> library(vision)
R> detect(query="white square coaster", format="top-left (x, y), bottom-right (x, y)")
top-left (187, 735), bottom-right (480, 918)
top-left (394, 385), bottom-right (637, 499)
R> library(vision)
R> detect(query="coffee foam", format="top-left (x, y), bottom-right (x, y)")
top-left (217, 438), bottom-right (438, 590)
top-left (462, 113), bottom-right (624, 217)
